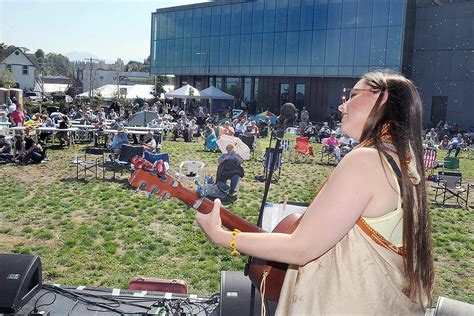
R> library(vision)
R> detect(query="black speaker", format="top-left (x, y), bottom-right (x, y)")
top-left (0, 253), bottom-right (42, 313)
top-left (220, 270), bottom-right (277, 316)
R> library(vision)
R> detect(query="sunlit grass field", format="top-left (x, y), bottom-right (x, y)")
top-left (0, 136), bottom-right (472, 305)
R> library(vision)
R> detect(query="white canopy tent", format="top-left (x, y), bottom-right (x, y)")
top-left (199, 85), bottom-right (234, 100)
top-left (164, 84), bottom-right (200, 112)
top-left (198, 85), bottom-right (235, 115)
top-left (78, 84), bottom-right (174, 101)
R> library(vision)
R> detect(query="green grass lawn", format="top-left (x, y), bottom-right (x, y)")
top-left (0, 137), bottom-right (472, 305)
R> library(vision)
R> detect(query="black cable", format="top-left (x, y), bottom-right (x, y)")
top-left (30, 291), bottom-right (56, 314)
top-left (67, 299), bottom-right (78, 316)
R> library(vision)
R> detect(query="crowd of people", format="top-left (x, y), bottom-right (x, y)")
top-left (423, 125), bottom-right (472, 157)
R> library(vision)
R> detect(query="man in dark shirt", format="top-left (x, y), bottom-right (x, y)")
top-left (0, 135), bottom-right (13, 162)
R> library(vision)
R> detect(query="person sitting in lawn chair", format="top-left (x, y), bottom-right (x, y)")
top-left (322, 131), bottom-right (342, 164)
top-left (216, 144), bottom-right (244, 197)
top-left (57, 116), bottom-right (71, 146)
top-left (109, 126), bottom-right (130, 159)
top-left (0, 135), bottom-right (13, 163)
top-left (141, 132), bottom-right (157, 152)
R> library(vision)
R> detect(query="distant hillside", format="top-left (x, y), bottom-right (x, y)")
top-left (65, 51), bottom-right (104, 62)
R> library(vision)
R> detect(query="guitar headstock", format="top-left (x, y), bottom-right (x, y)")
top-left (129, 156), bottom-right (178, 202)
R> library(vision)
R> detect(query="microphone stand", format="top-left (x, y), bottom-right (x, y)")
top-left (244, 122), bottom-right (285, 316)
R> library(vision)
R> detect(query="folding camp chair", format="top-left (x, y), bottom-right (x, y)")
top-left (294, 136), bottom-right (314, 162)
top-left (432, 171), bottom-right (470, 207)
top-left (76, 147), bottom-right (105, 180)
top-left (423, 147), bottom-right (438, 176)
top-left (320, 138), bottom-right (337, 164)
top-left (258, 147), bottom-right (283, 183)
top-left (176, 161), bottom-right (205, 183)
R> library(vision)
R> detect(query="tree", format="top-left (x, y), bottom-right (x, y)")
top-left (151, 75), bottom-right (167, 102)
top-left (0, 69), bottom-right (16, 88)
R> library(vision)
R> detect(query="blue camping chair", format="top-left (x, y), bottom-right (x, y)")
top-left (144, 151), bottom-right (170, 165)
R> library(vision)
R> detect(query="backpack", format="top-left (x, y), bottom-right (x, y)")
top-left (205, 181), bottom-right (230, 199)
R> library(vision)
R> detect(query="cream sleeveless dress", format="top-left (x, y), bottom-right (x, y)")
top-left (275, 155), bottom-right (425, 315)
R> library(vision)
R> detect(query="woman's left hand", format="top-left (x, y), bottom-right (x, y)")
top-left (196, 198), bottom-right (224, 244)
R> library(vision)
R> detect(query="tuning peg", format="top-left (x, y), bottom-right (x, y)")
top-left (171, 180), bottom-right (178, 188)
top-left (146, 187), bottom-right (160, 199)
top-left (160, 192), bottom-right (170, 202)
top-left (134, 182), bottom-right (147, 194)
top-left (160, 175), bottom-right (168, 182)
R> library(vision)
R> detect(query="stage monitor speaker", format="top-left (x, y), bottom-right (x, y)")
top-left (0, 253), bottom-right (42, 313)
top-left (220, 270), bottom-right (277, 316)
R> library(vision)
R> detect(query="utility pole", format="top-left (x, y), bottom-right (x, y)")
top-left (84, 57), bottom-right (99, 98)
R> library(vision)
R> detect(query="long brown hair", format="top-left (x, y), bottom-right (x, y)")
top-left (358, 71), bottom-right (434, 305)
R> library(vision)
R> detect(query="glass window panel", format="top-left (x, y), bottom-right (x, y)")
top-left (339, 28), bottom-right (355, 65)
top-left (324, 66), bottom-right (338, 75)
top-left (273, 66), bottom-right (285, 75)
top-left (311, 66), bottom-right (324, 75)
top-left (192, 8), bottom-right (202, 37)
top-left (389, 0), bottom-right (404, 26)
top-left (251, 33), bottom-right (263, 66)
top-left (175, 11), bottom-right (184, 38)
top-left (221, 5), bottom-right (231, 35)
top-left (240, 34), bottom-right (251, 65)
top-left (353, 66), bottom-right (368, 76)
top-left (300, 0), bottom-right (314, 30)
top-left (184, 10), bottom-right (193, 38)
top-left (231, 3), bottom-right (242, 34)
top-left (201, 7), bottom-right (211, 37)
top-left (314, 0), bottom-right (328, 29)
top-left (229, 35), bottom-right (240, 66)
top-left (253, 78), bottom-right (259, 101)
top-left (211, 6), bottom-right (221, 36)
top-left (327, 0), bottom-right (342, 29)
top-left (216, 77), bottom-right (223, 89)
top-left (298, 31), bottom-right (312, 66)
top-left (166, 39), bottom-right (174, 67)
top-left (286, 32), bottom-right (299, 65)
top-left (273, 33), bottom-right (286, 66)
top-left (370, 27), bottom-right (387, 66)
top-left (219, 36), bottom-right (229, 67)
top-left (244, 77), bottom-right (251, 101)
top-left (372, 0), bottom-right (389, 27)
top-left (262, 33), bottom-right (274, 66)
top-left (175, 39), bottom-right (183, 67)
top-left (262, 66), bottom-right (273, 75)
top-left (252, 2), bottom-right (264, 33)
top-left (159, 13), bottom-right (167, 40)
top-left (295, 83), bottom-right (305, 108)
top-left (356, 0), bottom-right (373, 27)
top-left (182, 39), bottom-right (191, 66)
top-left (386, 26), bottom-right (402, 66)
top-left (210, 36), bottom-right (220, 67)
top-left (311, 30), bottom-right (326, 65)
top-left (241, 2), bottom-right (252, 34)
top-left (325, 29), bottom-right (340, 65)
top-left (167, 12), bottom-right (175, 39)
top-left (280, 83), bottom-right (289, 103)
top-left (157, 40), bottom-right (167, 67)
top-left (341, 0), bottom-right (357, 28)
top-left (263, 0), bottom-right (276, 33)
top-left (192, 37), bottom-right (201, 66)
top-left (285, 66), bottom-right (297, 75)
top-left (288, 0), bottom-right (301, 31)
top-left (338, 66), bottom-right (353, 76)
top-left (354, 27), bottom-right (371, 66)
top-left (275, 0), bottom-right (288, 32)
top-left (297, 66), bottom-right (311, 75)
top-left (200, 37), bottom-right (210, 72)
top-left (152, 15), bottom-right (157, 41)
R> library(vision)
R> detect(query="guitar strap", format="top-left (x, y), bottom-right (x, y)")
top-left (356, 152), bottom-right (405, 256)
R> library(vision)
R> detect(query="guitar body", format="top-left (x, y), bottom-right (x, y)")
top-left (248, 213), bottom-right (303, 302)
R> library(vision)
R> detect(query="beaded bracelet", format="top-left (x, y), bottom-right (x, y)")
top-left (229, 229), bottom-right (241, 256)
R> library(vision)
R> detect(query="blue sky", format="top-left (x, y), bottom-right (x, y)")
top-left (0, 0), bottom-right (209, 62)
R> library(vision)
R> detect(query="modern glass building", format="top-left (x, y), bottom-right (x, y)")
top-left (151, 0), bottom-right (474, 127)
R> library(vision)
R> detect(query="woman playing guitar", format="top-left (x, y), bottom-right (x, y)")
top-left (196, 71), bottom-right (434, 314)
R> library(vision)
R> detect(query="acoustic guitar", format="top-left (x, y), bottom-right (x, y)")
top-left (128, 157), bottom-right (303, 302)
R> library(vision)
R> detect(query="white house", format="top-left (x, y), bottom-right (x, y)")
top-left (0, 47), bottom-right (36, 90)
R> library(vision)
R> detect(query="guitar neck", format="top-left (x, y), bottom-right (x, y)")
top-left (130, 169), bottom-right (266, 234)
top-left (173, 183), bottom-right (266, 234)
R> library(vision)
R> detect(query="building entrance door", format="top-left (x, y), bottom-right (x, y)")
top-left (431, 96), bottom-right (448, 126)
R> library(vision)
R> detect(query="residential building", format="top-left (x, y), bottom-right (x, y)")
top-left (150, 0), bottom-right (474, 128)
top-left (0, 46), bottom-right (36, 90)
